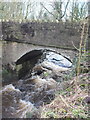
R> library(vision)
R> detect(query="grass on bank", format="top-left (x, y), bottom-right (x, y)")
top-left (40, 19), bottom-right (89, 118)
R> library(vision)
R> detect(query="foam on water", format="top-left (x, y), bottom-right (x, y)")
top-left (45, 51), bottom-right (72, 68)
top-left (1, 84), bottom-right (36, 118)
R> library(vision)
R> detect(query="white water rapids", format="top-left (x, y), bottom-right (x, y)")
top-left (1, 50), bottom-right (73, 118)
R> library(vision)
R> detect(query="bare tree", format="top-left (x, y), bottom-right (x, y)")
top-left (24, 0), bottom-right (33, 19)
top-left (36, 4), bottom-right (44, 21)
top-left (40, 0), bottom-right (70, 21)
top-left (0, 0), bottom-right (35, 20)
top-left (70, 0), bottom-right (87, 22)
top-left (0, 2), bottom-right (24, 20)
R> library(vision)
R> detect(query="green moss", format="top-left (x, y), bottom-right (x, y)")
top-left (2, 67), bottom-right (17, 83)
top-left (66, 88), bottom-right (72, 92)
top-left (43, 72), bottom-right (49, 77)
top-left (45, 110), bottom-right (59, 118)
top-left (26, 112), bottom-right (32, 118)
top-left (72, 108), bottom-right (87, 118)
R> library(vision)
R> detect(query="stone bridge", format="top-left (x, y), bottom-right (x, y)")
top-left (2, 41), bottom-right (77, 65)
top-left (1, 21), bottom-right (83, 65)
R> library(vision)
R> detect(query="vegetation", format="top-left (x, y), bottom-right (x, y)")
top-left (0, 0), bottom-right (88, 22)
top-left (40, 15), bottom-right (89, 118)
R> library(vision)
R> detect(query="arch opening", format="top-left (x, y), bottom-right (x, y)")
top-left (15, 49), bottom-right (72, 80)
top-left (16, 49), bottom-right (44, 79)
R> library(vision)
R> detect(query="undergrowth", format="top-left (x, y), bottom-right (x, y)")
top-left (40, 19), bottom-right (89, 118)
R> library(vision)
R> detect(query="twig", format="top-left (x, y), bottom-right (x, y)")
top-left (40, 2), bottom-right (56, 18)
top-left (60, 0), bottom-right (70, 19)
top-left (59, 95), bottom-right (71, 108)
top-left (72, 41), bottom-right (79, 51)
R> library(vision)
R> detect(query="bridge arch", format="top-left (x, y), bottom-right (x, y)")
top-left (3, 42), bottom-right (59, 65)
top-left (3, 41), bottom-right (76, 66)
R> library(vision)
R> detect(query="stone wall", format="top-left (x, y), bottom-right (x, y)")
top-left (2, 21), bottom-right (82, 49)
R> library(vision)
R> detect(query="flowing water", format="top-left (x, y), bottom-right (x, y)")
top-left (1, 49), bottom-right (73, 118)
top-left (1, 84), bottom-right (39, 118)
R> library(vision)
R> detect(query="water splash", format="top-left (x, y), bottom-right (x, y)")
top-left (1, 84), bottom-right (37, 118)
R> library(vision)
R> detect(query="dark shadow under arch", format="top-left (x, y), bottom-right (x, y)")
top-left (16, 49), bottom-right (43, 65)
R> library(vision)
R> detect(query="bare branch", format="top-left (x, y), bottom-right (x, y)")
top-left (40, 2), bottom-right (61, 21)
top-left (40, 2), bottom-right (56, 17)
top-left (60, 0), bottom-right (70, 19)
top-left (72, 41), bottom-right (79, 51)
top-left (25, 3), bottom-right (31, 19)
top-left (40, 0), bottom-right (70, 21)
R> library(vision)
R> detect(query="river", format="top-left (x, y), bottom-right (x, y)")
top-left (1, 49), bottom-right (73, 118)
